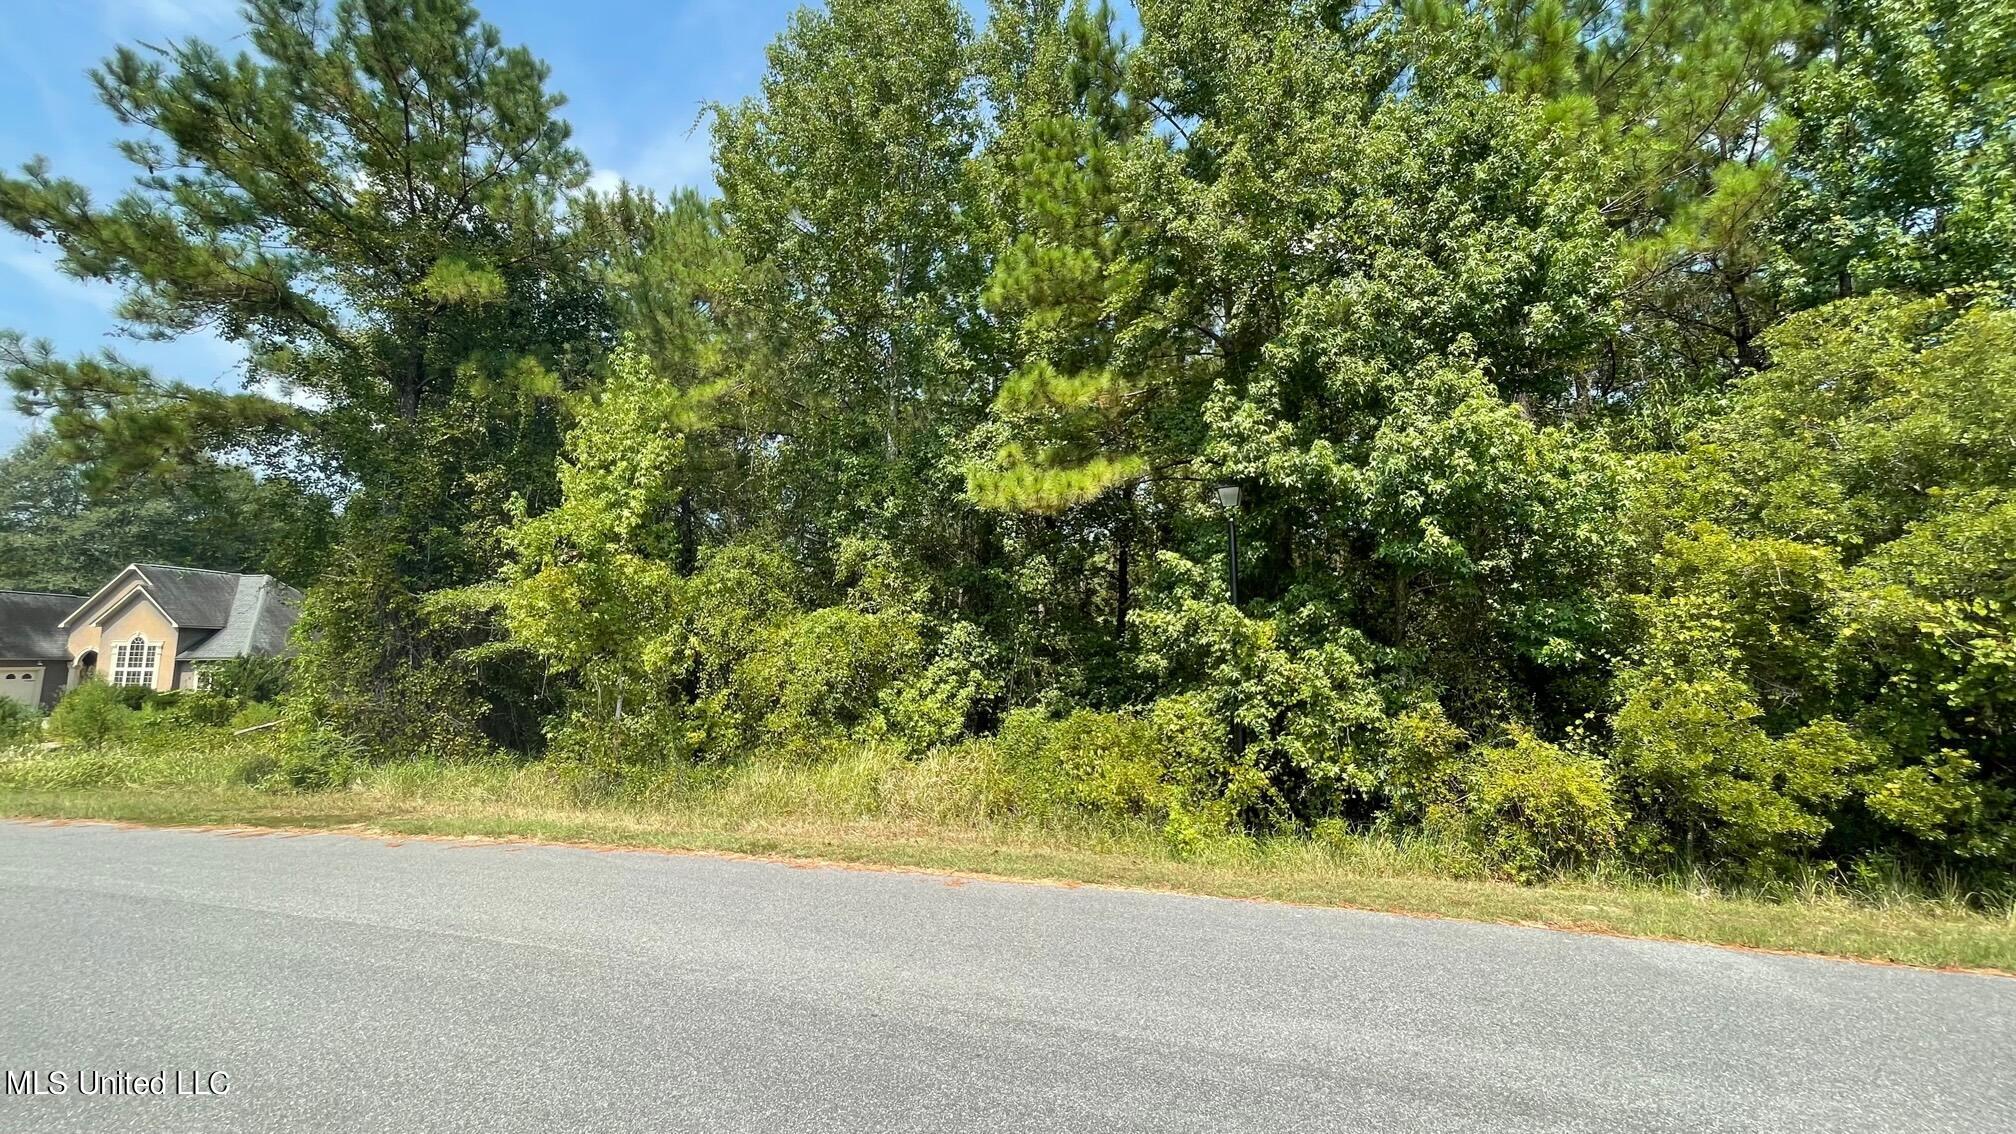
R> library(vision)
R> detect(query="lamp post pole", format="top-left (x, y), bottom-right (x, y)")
top-left (1225, 510), bottom-right (1239, 606)
top-left (1216, 485), bottom-right (1242, 605)
top-left (1215, 485), bottom-right (1244, 758)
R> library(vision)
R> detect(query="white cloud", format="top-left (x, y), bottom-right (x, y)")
top-left (590, 119), bottom-right (718, 198)
top-left (634, 122), bottom-right (716, 192)
top-left (0, 247), bottom-right (121, 314)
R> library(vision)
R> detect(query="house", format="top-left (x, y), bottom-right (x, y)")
top-left (0, 565), bottom-right (302, 710)
top-left (0, 590), bottom-right (86, 710)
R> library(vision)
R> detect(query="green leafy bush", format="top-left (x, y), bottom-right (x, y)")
top-left (485, 529), bottom-right (966, 767)
top-left (198, 656), bottom-right (291, 703)
top-left (1462, 726), bottom-right (1624, 882)
top-left (872, 621), bottom-right (1001, 755)
top-left (48, 681), bottom-right (134, 750)
top-left (1376, 702), bottom-right (1469, 825)
top-left (0, 697), bottom-right (39, 745)
top-left (996, 708), bottom-right (1175, 823)
top-left (229, 701), bottom-right (285, 731)
top-left (1613, 677), bottom-right (1874, 869)
top-left (991, 699), bottom-right (1258, 851)
top-left (1132, 577), bottom-right (1385, 824)
top-left (733, 606), bottom-right (925, 757)
top-left (1619, 295), bottom-right (2016, 868)
top-left (542, 700), bottom-right (705, 773)
top-left (166, 690), bottom-right (240, 727)
top-left (293, 545), bottom-right (503, 763)
top-left (236, 723), bottom-right (361, 793)
top-left (109, 684), bottom-right (161, 711)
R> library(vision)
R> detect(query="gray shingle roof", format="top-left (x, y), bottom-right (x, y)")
top-left (131, 564), bottom-right (245, 628)
top-left (0, 590), bottom-right (83, 660)
top-left (47, 565), bottom-right (301, 663)
top-left (176, 575), bottom-right (302, 660)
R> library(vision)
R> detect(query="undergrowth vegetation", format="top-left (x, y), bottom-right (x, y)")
top-left (4, 718), bottom-right (2012, 940)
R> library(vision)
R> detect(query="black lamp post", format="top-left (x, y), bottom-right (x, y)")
top-left (1215, 485), bottom-right (1245, 758)
top-left (1215, 485), bottom-right (1241, 606)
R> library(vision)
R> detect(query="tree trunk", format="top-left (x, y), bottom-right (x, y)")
top-left (398, 352), bottom-right (424, 421)
top-left (676, 489), bottom-right (698, 576)
top-left (1114, 499), bottom-right (1133, 640)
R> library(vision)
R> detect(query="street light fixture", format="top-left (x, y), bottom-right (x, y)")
top-left (1214, 484), bottom-right (1245, 759)
top-left (1214, 485), bottom-right (1241, 606)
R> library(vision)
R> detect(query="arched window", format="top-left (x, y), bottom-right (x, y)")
top-left (111, 635), bottom-right (159, 688)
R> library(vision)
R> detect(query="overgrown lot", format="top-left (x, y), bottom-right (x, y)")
top-left (3, 1), bottom-right (2015, 954)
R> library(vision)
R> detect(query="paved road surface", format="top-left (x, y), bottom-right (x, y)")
top-left (1, 821), bottom-right (2011, 1132)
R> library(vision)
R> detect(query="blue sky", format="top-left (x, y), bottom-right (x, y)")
top-left (0, 0), bottom-right (989, 446)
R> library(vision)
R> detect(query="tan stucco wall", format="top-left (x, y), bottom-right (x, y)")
top-left (67, 586), bottom-right (179, 693)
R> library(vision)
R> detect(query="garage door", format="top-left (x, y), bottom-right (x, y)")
top-left (0, 667), bottom-right (43, 708)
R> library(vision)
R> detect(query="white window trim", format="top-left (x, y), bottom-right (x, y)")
top-left (110, 635), bottom-right (161, 689)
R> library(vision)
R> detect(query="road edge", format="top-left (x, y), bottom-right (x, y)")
top-left (6, 813), bottom-right (2011, 981)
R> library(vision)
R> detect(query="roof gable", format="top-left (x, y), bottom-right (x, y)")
top-left (64, 564), bottom-right (244, 630)
top-left (95, 584), bottom-right (179, 631)
top-left (60, 566), bottom-right (147, 629)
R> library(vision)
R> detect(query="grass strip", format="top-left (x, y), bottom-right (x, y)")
top-left (5, 782), bottom-right (2012, 974)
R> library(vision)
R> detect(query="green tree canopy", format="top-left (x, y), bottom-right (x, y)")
top-left (0, 430), bottom-right (332, 593)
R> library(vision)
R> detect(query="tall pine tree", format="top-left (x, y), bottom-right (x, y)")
top-left (969, 1), bottom-right (1172, 515)
top-left (0, 0), bottom-right (611, 752)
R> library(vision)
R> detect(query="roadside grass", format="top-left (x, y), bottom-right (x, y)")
top-left (3, 732), bottom-right (2013, 973)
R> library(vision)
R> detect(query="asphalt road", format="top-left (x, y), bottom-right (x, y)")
top-left (1, 822), bottom-right (2011, 1133)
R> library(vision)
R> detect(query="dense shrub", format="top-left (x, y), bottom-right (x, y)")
top-left (734, 606), bottom-right (924, 757)
top-left (198, 656), bottom-right (291, 703)
top-left (1618, 295), bottom-right (2016, 868)
top-left (871, 621), bottom-right (1001, 755)
top-left (234, 722), bottom-right (362, 793)
top-left (0, 697), bottom-right (38, 745)
top-left (996, 708), bottom-right (1176, 823)
top-left (991, 700), bottom-right (1262, 851)
top-left (483, 532), bottom-right (967, 767)
top-left (1132, 578), bottom-right (1385, 825)
top-left (1612, 677), bottom-right (1872, 869)
top-left (293, 545), bottom-right (505, 763)
top-left (1462, 726), bottom-right (1625, 882)
top-left (1373, 702), bottom-right (1469, 827)
top-left (48, 681), bottom-right (133, 750)
top-left (165, 690), bottom-right (240, 727)
top-left (229, 701), bottom-right (285, 731)
top-left (109, 684), bottom-right (160, 711)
